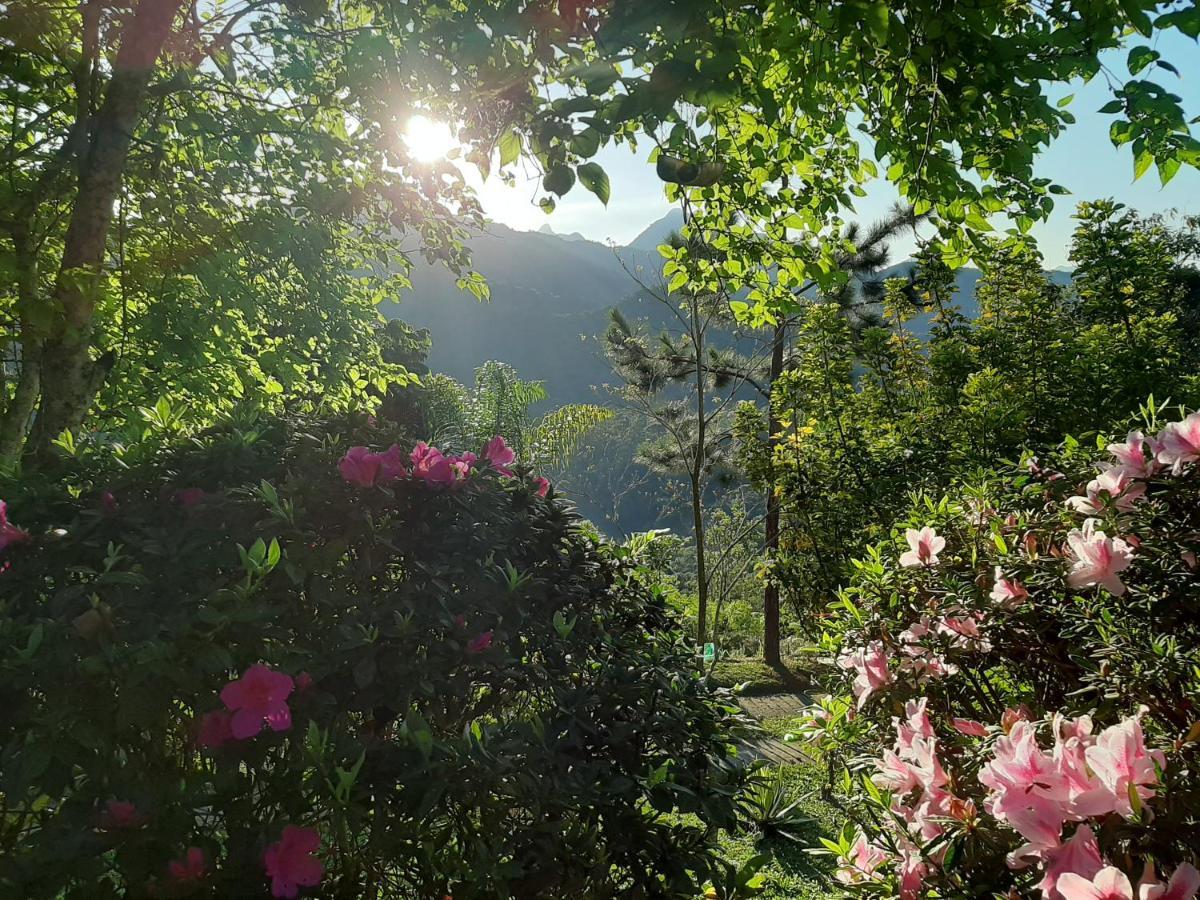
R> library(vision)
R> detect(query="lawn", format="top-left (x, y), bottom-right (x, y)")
top-left (717, 757), bottom-right (847, 899)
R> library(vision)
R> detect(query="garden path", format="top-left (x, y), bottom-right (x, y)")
top-left (737, 693), bottom-right (813, 767)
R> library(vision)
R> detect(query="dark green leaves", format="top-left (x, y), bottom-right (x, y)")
top-left (576, 162), bottom-right (610, 206)
top-left (1127, 46), bottom-right (1159, 76)
top-left (543, 164), bottom-right (576, 197)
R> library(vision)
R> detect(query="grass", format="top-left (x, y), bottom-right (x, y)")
top-left (717, 758), bottom-right (846, 900)
top-left (708, 658), bottom-right (812, 696)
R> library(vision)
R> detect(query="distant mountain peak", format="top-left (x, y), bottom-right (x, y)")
top-left (537, 224), bottom-right (555, 235)
top-left (625, 209), bottom-right (685, 253)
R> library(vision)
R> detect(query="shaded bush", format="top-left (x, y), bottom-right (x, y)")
top-left (0, 413), bottom-right (749, 898)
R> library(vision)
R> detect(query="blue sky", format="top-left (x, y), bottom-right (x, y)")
top-left (473, 31), bottom-right (1200, 268)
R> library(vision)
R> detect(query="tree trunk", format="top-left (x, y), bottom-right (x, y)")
top-left (30, 0), bottom-right (181, 454)
top-left (692, 297), bottom-right (709, 647)
top-left (0, 229), bottom-right (43, 467)
top-left (762, 322), bottom-right (784, 665)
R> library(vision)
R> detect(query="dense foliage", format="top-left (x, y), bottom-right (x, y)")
top-left (798, 404), bottom-right (1200, 897)
top-left (0, 414), bottom-right (750, 898)
top-left (736, 204), bottom-right (1200, 627)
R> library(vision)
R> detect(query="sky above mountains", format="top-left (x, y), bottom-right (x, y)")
top-left (472, 32), bottom-right (1200, 269)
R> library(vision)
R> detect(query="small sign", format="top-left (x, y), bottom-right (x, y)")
top-left (702, 642), bottom-right (716, 663)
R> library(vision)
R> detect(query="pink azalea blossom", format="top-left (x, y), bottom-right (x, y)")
top-left (893, 698), bottom-right (935, 755)
top-left (979, 721), bottom-right (1069, 845)
top-left (448, 451), bottom-right (478, 483)
top-left (168, 847), bottom-right (208, 883)
top-left (101, 799), bottom-right (145, 830)
top-left (991, 567), bottom-right (1030, 608)
top-left (1037, 825), bottom-right (1103, 900)
top-left (1058, 866), bottom-right (1135, 900)
top-left (900, 526), bottom-right (945, 567)
top-left (1139, 863), bottom-right (1200, 900)
top-left (952, 718), bottom-right (989, 737)
top-left (533, 476), bottom-right (550, 497)
top-left (837, 640), bottom-right (892, 709)
top-left (338, 445), bottom-right (406, 487)
top-left (219, 664), bottom-right (295, 740)
top-left (1156, 412), bottom-right (1200, 474)
top-left (835, 832), bottom-right (889, 884)
top-left (466, 631), bottom-right (494, 654)
top-left (1107, 431), bottom-right (1158, 478)
top-left (0, 500), bottom-right (29, 553)
top-left (1084, 717), bottom-right (1165, 818)
top-left (175, 487), bottom-right (207, 508)
top-left (1066, 519), bottom-right (1134, 596)
top-left (1066, 468), bottom-right (1146, 515)
top-left (484, 435), bottom-right (516, 476)
top-left (263, 826), bottom-right (323, 899)
top-left (897, 844), bottom-right (929, 900)
top-left (196, 709), bottom-right (236, 749)
top-left (410, 442), bottom-right (455, 487)
top-left (936, 614), bottom-right (991, 651)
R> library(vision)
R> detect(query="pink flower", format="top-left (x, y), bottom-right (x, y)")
top-left (410, 442), bottom-right (455, 487)
top-left (484, 435), bottom-right (516, 476)
top-left (1156, 412), bottom-right (1200, 474)
top-left (1066, 519), bottom-right (1134, 596)
top-left (937, 614), bottom-right (991, 651)
top-left (196, 709), bottom-right (236, 749)
top-left (0, 500), bottom-right (29, 553)
top-left (952, 718), bottom-right (988, 737)
top-left (466, 631), bottom-right (494, 654)
top-left (101, 799), bottom-right (145, 830)
top-left (897, 844), bottom-right (929, 900)
top-left (1107, 430), bottom-right (1158, 478)
top-left (1066, 468), bottom-right (1146, 515)
top-left (338, 445), bottom-right (406, 487)
top-left (1058, 866), bottom-right (1134, 900)
top-left (893, 698), bottom-right (935, 755)
top-left (1140, 864), bottom-right (1200, 900)
top-left (449, 451), bottom-right (477, 483)
top-left (168, 847), bottom-right (208, 883)
top-left (1038, 825), bottom-right (1102, 900)
top-left (175, 487), bottom-right (207, 508)
top-left (837, 640), bottom-right (892, 709)
top-left (99, 490), bottom-right (118, 514)
top-left (263, 826), bottom-right (323, 898)
top-left (899, 526), bottom-right (945, 567)
top-left (219, 664), bottom-right (295, 740)
top-left (533, 476), bottom-right (550, 497)
top-left (836, 832), bottom-right (889, 884)
top-left (991, 567), bottom-right (1029, 608)
top-left (1084, 717), bottom-right (1165, 818)
top-left (979, 721), bottom-right (1069, 844)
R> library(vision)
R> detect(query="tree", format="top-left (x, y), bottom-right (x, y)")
top-left (759, 205), bottom-right (917, 664)
top-left (604, 232), bottom-right (767, 645)
top-left (420, 360), bottom-right (612, 471)
top-left (0, 0), bottom-right (485, 466)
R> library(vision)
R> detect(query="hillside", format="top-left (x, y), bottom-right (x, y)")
top-left (384, 212), bottom-right (1053, 410)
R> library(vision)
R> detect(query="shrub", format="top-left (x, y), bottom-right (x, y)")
top-left (0, 413), bottom-right (749, 898)
top-left (799, 403), bottom-right (1200, 898)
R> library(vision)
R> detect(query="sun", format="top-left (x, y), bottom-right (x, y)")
top-left (403, 114), bottom-right (459, 163)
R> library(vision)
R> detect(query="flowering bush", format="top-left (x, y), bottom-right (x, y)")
top-left (800, 405), bottom-right (1200, 898)
top-left (0, 413), bottom-right (748, 897)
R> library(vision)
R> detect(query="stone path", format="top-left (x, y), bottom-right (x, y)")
top-left (737, 693), bottom-right (814, 767)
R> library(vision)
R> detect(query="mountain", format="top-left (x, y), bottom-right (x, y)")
top-left (383, 213), bottom-right (691, 409)
top-left (384, 212), bottom-right (1071, 409)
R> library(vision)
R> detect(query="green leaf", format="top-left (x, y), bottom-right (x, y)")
top-left (1056, 94), bottom-right (1074, 108)
top-left (576, 163), bottom-right (610, 206)
top-left (865, 1), bottom-right (890, 42)
top-left (1158, 156), bottom-right (1182, 186)
top-left (1098, 99), bottom-right (1125, 114)
top-left (570, 128), bottom-right (601, 159)
top-left (1133, 147), bottom-right (1154, 181)
top-left (498, 129), bottom-right (521, 167)
top-left (543, 164), bottom-right (576, 197)
top-left (1127, 46), bottom-right (1158, 76)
